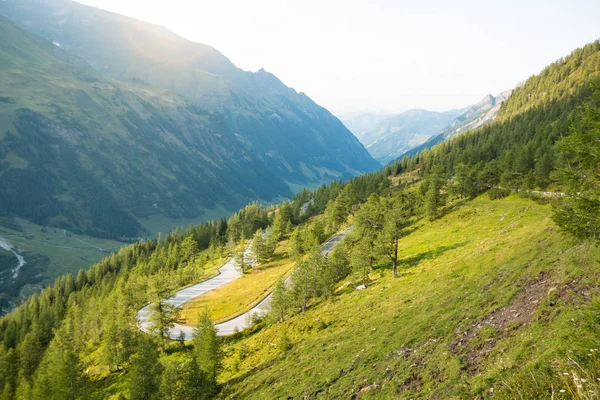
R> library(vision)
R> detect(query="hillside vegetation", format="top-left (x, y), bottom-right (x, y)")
top-left (0, 29), bottom-right (598, 400)
top-left (393, 40), bottom-right (600, 193)
top-left (220, 195), bottom-right (600, 399)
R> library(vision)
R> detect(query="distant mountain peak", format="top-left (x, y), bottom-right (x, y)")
top-left (343, 107), bottom-right (467, 164)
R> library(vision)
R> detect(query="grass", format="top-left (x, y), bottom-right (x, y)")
top-left (0, 218), bottom-right (125, 294)
top-left (180, 240), bottom-right (294, 325)
top-left (217, 195), bottom-right (600, 399)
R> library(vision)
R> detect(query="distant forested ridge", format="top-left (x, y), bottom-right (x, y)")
top-left (390, 41), bottom-right (600, 193)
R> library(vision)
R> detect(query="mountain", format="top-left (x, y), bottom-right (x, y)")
top-left (401, 89), bottom-right (512, 158)
top-left (0, 2), bottom-right (379, 240)
top-left (355, 108), bottom-right (466, 164)
top-left (443, 89), bottom-right (513, 139)
top-left (0, 40), bottom-right (598, 400)
top-left (337, 112), bottom-right (394, 142)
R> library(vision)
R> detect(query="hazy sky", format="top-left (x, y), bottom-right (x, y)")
top-left (76, 0), bottom-right (599, 114)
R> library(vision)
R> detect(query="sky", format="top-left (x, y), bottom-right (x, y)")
top-left (75, 0), bottom-right (600, 115)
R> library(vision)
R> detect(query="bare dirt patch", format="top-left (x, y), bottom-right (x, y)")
top-left (451, 272), bottom-right (553, 374)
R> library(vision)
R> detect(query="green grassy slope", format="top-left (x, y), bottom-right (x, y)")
top-left (0, 218), bottom-right (125, 310)
top-left (220, 195), bottom-right (600, 399)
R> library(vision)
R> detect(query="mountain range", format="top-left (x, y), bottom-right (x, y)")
top-left (401, 89), bottom-right (513, 158)
top-left (0, 0), bottom-right (380, 239)
top-left (341, 90), bottom-right (513, 164)
top-left (342, 108), bottom-right (466, 164)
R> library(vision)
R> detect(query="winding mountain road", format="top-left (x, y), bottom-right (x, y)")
top-left (137, 227), bottom-right (352, 338)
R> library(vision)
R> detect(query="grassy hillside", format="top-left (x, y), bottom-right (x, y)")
top-left (0, 23), bottom-right (596, 400)
top-left (181, 240), bottom-right (294, 325)
top-left (219, 195), bottom-right (600, 399)
top-left (0, 218), bottom-right (125, 312)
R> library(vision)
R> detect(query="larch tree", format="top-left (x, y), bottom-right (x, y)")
top-left (128, 338), bottom-right (162, 400)
top-left (269, 278), bottom-right (289, 323)
top-left (378, 193), bottom-right (415, 277)
top-left (192, 311), bottom-right (222, 394)
top-left (148, 274), bottom-right (180, 349)
top-left (425, 164), bottom-right (446, 220)
top-left (352, 194), bottom-right (384, 272)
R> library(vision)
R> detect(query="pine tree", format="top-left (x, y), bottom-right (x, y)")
top-left (291, 259), bottom-right (314, 312)
top-left (352, 194), bottom-right (383, 272)
top-left (158, 361), bottom-right (180, 400)
top-left (252, 230), bottom-right (275, 263)
top-left (128, 338), bottom-right (162, 400)
top-left (180, 235), bottom-right (199, 264)
top-left (349, 236), bottom-right (372, 285)
top-left (251, 230), bottom-right (266, 263)
top-left (288, 228), bottom-right (305, 260)
top-left (181, 355), bottom-right (210, 400)
top-left (148, 299), bottom-right (180, 348)
top-left (234, 249), bottom-right (248, 274)
top-left (17, 331), bottom-right (42, 381)
top-left (102, 317), bottom-right (134, 371)
top-left (269, 278), bottom-right (289, 323)
top-left (192, 311), bottom-right (222, 393)
top-left (454, 163), bottom-right (478, 198)
top-left (148, 275), bottom-right (180, 348)
top-left (33, 325), bottom-right (84, 400)
top-left (271, 211), bottom-right (286, 242)
top-left (378, 193), bottom-right (415, 277)
top-left (425, 165), bottom-right (446, 220)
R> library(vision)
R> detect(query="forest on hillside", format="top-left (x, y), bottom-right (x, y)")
top-left (0, 41), bottom-right (598, 399)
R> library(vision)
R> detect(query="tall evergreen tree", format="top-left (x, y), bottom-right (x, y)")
top-left (148, 299), bottom-right (180, 348)
top-left (128, 338), bottom-right (162, 400)
top-left (269, 278), bottom-right (289, 323)
top-left (425, 165), bottom-right (446, 220)
top-left (378, 193), bottom-right (415, 277)
top-left (192, 311), bottom-right (222, 393)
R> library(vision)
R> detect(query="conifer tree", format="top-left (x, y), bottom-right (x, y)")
top-left (378, 193), bottom-right (415, 277)
top-left (426, 165), bottom-right (446, 220)
top-left (291, 259), bottom-right (314, 312)
top-left (148, 299), bottom-right (180, 348)
top-left (192, 311), bottom-right (222, 393)
top-left (234, 248), bottom-right (249, 274)
top-left (269, 278), bottom-right (289, 323)
top-left (349, 236), bottom-right (372, 285)
top-left (271, 211), bottom-right (286, 242)
top-left (128, 338), bottom-right (162, 400)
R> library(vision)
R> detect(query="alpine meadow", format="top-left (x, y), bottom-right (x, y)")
top-left (0, 1), bottom-right (599, 399)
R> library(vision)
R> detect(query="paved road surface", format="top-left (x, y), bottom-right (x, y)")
top-left (214, 226), bottom-right (352, 335)
top-left (137, 227), bottom-right (352, 338)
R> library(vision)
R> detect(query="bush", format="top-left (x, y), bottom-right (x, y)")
top-left (279, 331), bottom-right (292, 352)
top-left (488, 188), bottom-right (510, 200)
